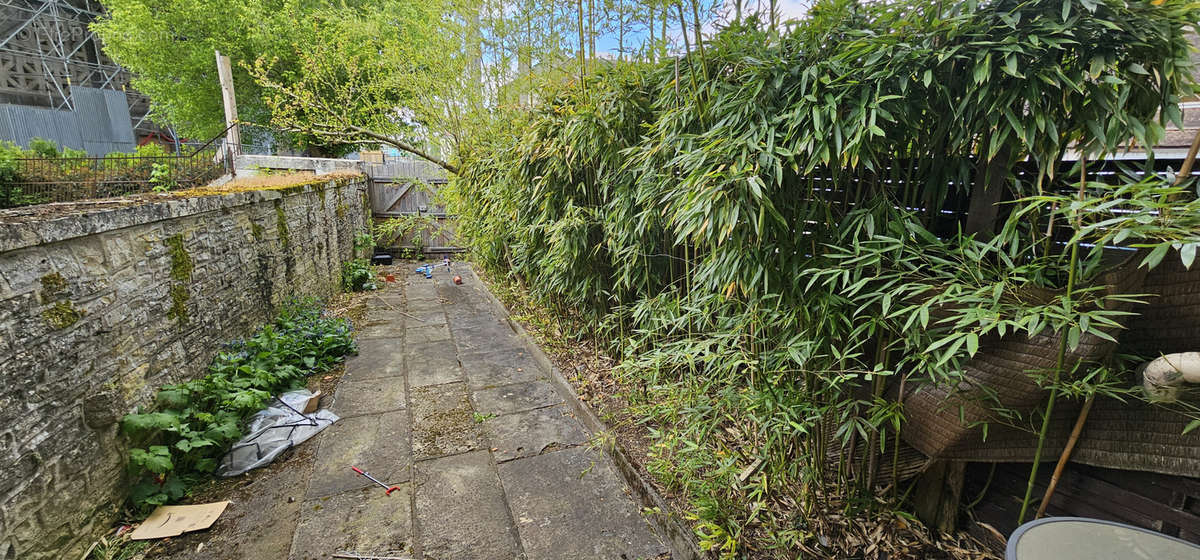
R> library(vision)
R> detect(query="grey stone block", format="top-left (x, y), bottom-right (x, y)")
top-left (356, 321), bottom-right (406, 340)
top-left (407, 352), bottom-right (464, 388)
top-left (411, 383), bottom-right (484, 459)
top-left (472, 381), bottom-right (564, 416)
top-left (406, 324), bottom-right (452, 344)
top-left (453, 325), bottom-right (526, 355)
top-left (307, 411), bottom-right (411, 499)
top-left (414, 450), bottom-right (521, 560)
top-left (460, 348), bottom-right (546, 390)
top-left (332, 378), bottom-right (407, 416)
top-left (291, 485), bottom-right (413, 560)
top-left (498, 447), bottom-right (668, 560)
top-left (403, 308), bottom-right (447, 328)
top-left (484, 405), bottom-right (588, 462)
top-left (343, 338), bottom-right (406, 380)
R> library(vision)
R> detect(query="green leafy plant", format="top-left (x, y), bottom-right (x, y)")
top-left (342, 258), bottom-right (376, 292)
top-left (149, 162), bottom-right (176, 193)
top-left (449, 1), bottom-right (1200, 553)
top-left (122, 299), bottom-right (355, 511)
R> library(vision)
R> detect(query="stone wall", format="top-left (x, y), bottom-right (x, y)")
top-left (0, 175), bottom-right (370, 560)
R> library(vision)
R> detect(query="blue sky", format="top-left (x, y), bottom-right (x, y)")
top-left (592, 0), bottom-right (812, 56)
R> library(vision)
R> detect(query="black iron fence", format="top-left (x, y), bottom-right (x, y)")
top-left (0, 129), bottom-right (235, 210)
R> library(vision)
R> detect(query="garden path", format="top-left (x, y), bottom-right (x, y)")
top-left (155, 264), bottom-right (669, 560)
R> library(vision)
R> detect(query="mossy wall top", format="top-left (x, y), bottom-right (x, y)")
top-left (0, 175), bottom-right (369, 560)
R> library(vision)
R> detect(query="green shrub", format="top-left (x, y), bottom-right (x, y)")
top-left (27, 137), bottom-right (61, 158)
top-left (121, 298), bottom-right (355, 511)
top-left (342, 258), bottom-right (375, 292)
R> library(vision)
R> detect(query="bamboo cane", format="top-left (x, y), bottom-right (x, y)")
top-left (1034, 393), bottom-right (1095, 519)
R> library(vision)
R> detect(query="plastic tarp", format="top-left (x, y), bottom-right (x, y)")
top-left (216, 390), bottom-right (338, 477)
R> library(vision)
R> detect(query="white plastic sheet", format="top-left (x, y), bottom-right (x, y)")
top-left (216, 390), bottom-right (338, 477)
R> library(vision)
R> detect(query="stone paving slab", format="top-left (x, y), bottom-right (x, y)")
top-left (405, 351), bottom-right (464, 388)
top-left (460, 348), bottom-right (547, 390)
top-left (403, 308), bottom-right (448, 328)
top-left (365, 306), bottom-right (407, 324)
top-left (356, 321), bottom-right (407, 339)
top-left (454, 327), bottom-right (527, 355)
top-left (485, 405), bottom-right (589, 462)
top-left (291, 485), bottom-right (414, 560)
top-left (471, 380), bottom-right (564, 416)
top-left (332, 378), bottom-right (407, 416)
top-left (435, 281), bottom-right (476, 306)
top-left (447, 312), bottom-right (509, 329)
top-left (498, 446), bottom-right (669, 560)
top-left (405, 294), bottom-right (445, 313)
top-left (306, 411), bottom-right (411, 499)
top-left (411, 382), bottom-right (485, 460)
top-left (414, 451), bottom-right (521, 560)
top-left (161, 264), bottom-right (669, 560)
top-left (406, 324), bottom-right (453, 344)
top-left (343, 338), bottom-right (407, 380)
top-left (452, 321), bottom-right (521, 344)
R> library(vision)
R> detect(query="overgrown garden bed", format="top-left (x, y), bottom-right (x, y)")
top-left (121, 298), bottom-right (357, 511)
top-left (449, 1), bottom-right (1200, 557)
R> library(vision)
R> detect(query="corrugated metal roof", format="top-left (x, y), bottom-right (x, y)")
top-left (0, 86), bottom-right (135, 154)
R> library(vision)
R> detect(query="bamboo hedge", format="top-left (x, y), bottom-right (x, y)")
top-left (450, 1), bottom-right (1200, 555)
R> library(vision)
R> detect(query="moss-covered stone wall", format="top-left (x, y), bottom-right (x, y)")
top-left (0, 175), bottom-right (369, 560)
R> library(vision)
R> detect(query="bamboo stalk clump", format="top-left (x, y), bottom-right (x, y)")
top-left (447, 1), bottom-right (1200, 555)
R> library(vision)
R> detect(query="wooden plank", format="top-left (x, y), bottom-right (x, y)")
top-left (214, 51), bottom-right (240, 155)
top-left (374, 183), bottom-right (412, 214)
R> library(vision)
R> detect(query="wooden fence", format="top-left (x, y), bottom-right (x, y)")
top-left (366, 159), bottom-right (460, 252)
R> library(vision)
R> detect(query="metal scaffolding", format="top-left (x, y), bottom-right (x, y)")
top-left (0, 0), bottom-right (156, 136)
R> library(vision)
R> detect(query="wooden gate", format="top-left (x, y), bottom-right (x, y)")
top-left (366, 160), bottom-right (460, 252)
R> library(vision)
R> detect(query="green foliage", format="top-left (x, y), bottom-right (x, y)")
top-left (150, 163), bottom-right (176, 193)
top-left (28, 137), bottom-right (61, 158)
top-left (452, 2), bottom-right (1199, 552)
top-left (374, 213), bottom-right (439, 254)
top-left (0, 138), bottom-right (223, 209)
top-left (122, 299), bottom-right (355, 512)
top-left (342, 258), bottom-right (376, 292)
top-left (96, 0), bottom-right (444, 155)
top-left (246, 0), bottom-right (470, 170)
top-left (84, 534), bottom-right (149, 560)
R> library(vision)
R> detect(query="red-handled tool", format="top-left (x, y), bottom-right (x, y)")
top-left (350, 466), bottom-right (401, 496)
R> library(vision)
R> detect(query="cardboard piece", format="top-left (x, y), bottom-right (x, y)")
top-left (303, 391), bottom-right (322, 414)
top-left (129, 501), bottom-right (230, 540)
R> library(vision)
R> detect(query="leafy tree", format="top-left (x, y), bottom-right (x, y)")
top-left (248, 0), bottom-right (469, 171)
top-left (95, 0), bottom-right (387, 154)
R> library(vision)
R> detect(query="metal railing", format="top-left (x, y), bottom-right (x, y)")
top-left (0, 127), bottom-right (234, 209)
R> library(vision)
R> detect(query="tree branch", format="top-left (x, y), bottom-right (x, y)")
top-left (346, 124), bottom-right (458, 174)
